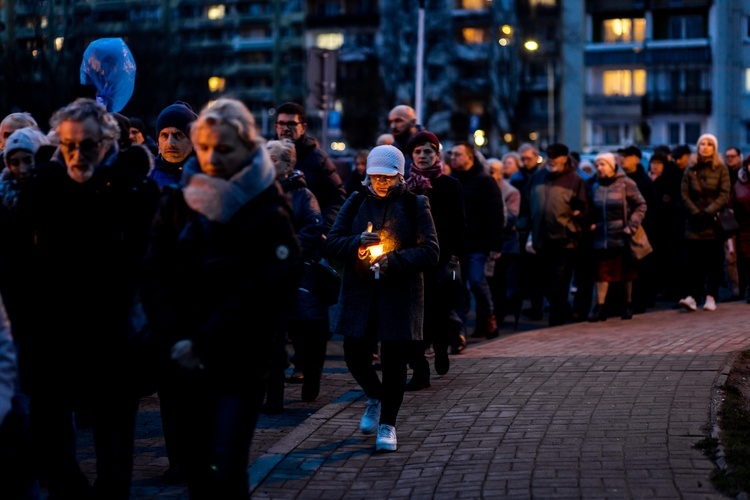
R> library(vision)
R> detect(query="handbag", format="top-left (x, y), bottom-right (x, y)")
top-left (623, 187), bottom-right (653, 260)
top-left (714, 206), bottom-right (740, 237)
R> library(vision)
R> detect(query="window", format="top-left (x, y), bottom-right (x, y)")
top-left (461, 27), bottom-right (490, 44)
top-left (456, 0), bottom-right (491, 9)
top-left (668, 123), bottom-right (680, 145)
top-left (603, 124), bottom-right (620, 145)
top-left (602, 18), bottom-right (646, 43)
top-left (603, 69), bottom-right (646, 96)
top-left (668, 15), bottom-right (705, 39)
top-left (745, 69), bottom-right (750, 93)
top-left (685, 123), bottom-right (701, 144)
top-left (317, 33), bottom-right (344, 50)
top-left (207, 5), bottom-right (225, 20)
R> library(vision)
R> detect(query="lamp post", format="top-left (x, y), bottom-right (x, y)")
top-left (523, 40), bottom-right (555, 146)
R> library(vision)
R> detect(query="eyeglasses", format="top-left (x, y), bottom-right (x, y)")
top-left (726, 154), bottom-right (739, 159)
top-left (369, 174), bottom-right (396, 183)
top-left (59, 139), bottom-right (101, 154)
top-left (275, 121), bottom-right (301, 128)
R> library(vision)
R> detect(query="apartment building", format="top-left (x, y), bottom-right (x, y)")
top-left (584, 0), bottom-right (748, 153)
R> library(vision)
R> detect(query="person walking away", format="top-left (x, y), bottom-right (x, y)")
top-left (325, 145), bottom-right (438, 452)
top-left (141, 98), bottom-right (302, 498)
top-left (522, 143), bottom-right (588, 327)
top-left (678, 133), bottom-right (731, 312)
top-left (403, 131), bottom-right (466, 390)
top-left (586, 152), bottom-right (647, 321)
top-left (17, 98), bottom-right (160, 499)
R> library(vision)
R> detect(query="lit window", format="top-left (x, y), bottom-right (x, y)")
top-left (208, 76), bottom-right (225, 92)
top-left (458, 0), bottom-right (491, 9)
top-left (530, 0), bottom-right (556, 6)
top-left (54, 37), bottom-right (64, 51)
top-left (316, 33), bottom-right (344, 50)
top-left (41, 16), bottom-right (48, 29)
top-left (744, 69), bottom-right (750, 92)
top-left (603, 70), bottom-right (646, 96)
top-left (461, 27), bottom-right (489, 44)
top-left (207, 5), bottom-right (225, 20)
top-left (603, 18), bottom-right (646, 43)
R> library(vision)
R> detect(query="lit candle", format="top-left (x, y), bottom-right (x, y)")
top-left (369, 244), bottom-right (384, 279)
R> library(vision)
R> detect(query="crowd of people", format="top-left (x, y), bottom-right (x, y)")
top-left (0, 95), bottom-right (746, 498)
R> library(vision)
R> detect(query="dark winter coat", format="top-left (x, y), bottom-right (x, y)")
top-left (524, 164), bottom-right (588, 252)
top-left (450, 160), bottom-right (505, 255)
top-left (280, 170), bottom-right (330, 322)
top-left (148, 153), bottom-right (194, 190)
top-left (141, 151), bottom-right (302, 392)
top-left (292, 134), bottom-right (347, 232)
top-left (324, 184), bottom-right (439, 341)
top-left (587, 169), bottom-right (647, 251)
top-left (18, 148), bottom-right (160, 394)
top-left (682, 159), bottom-right (731, 240)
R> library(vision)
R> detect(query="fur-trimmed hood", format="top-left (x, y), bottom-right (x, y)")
top-left (182, 145), bottom-right (276, 223)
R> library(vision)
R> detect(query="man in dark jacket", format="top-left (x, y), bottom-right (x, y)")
top-left (274, 101), bottom-right (347, 232)
top-left (449, 141), bottom-right (505, 338)
top-left (149, 101), bottom-right (198, 190)
top-left (388, 105), bottom-right (421, 178)
top-left (18, 98), bottom-right (160, 499)
top-left (523, 143), bottom-right (588, 327)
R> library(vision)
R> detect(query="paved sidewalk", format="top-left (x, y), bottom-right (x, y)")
top-left (74, 301), bottom-right (750, 498)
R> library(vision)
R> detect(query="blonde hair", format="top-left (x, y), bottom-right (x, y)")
top-left (266, 138), bottom-right (296, 178)
top-left (191, 98), bottom-right (257, 152)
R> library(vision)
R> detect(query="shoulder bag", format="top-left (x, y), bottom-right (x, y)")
top-left (623, 187), bottom-right (653, 260)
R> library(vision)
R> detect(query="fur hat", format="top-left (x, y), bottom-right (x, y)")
top-left (366, 145), bottom-right (405, 176)
top-left (405, 130), bottom-right (440, 157)
top-left (697, 133), bottom-right (718, 150)
top-left (594, 152), bottom-right (616, 171)
top-left (4, 127), bottom-right (49, 160)
top-left (155, 101), bottom-right (197, 136)
top-left (546, 143), bottom-right (569, 159)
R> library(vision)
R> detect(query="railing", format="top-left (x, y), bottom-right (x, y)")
top-left (641, 91), bottom-right (712, 115)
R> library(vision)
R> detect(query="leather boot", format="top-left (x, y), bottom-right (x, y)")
top-left (588, 304), bottom-right (606, 322)
top-left (621, 302), bottom-right (634, 320)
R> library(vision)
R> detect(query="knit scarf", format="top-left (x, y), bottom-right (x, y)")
top-left (405, 160), bottom-right (443, 194)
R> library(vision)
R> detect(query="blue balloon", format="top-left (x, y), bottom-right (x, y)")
top-left (80, 38), bottom-right (136, 113)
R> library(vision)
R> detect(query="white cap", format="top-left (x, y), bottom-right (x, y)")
top-left (366, 145), bottom-right (405, 176)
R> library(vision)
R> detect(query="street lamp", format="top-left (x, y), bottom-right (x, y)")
top-left (523, 40), bottom-right (555, 145)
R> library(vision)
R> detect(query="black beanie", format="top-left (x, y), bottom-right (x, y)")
top-left (129, 117), bottom-right (147, 136)
top-left (155, 101), bottom-right (197, 137)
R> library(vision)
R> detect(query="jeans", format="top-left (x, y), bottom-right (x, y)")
top-left (459, 252), bottom-right (494, 328)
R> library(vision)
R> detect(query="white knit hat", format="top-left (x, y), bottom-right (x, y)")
top-left (594, 152), bottom-right (616, 171)
top-left (366, 145), bottom-right (405, 176)
top-left (4, 128), bottom-right (49, 160)
top-left (697, 133), bottom-right (718, 150)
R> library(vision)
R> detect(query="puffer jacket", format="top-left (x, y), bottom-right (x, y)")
top-left (587, 169), bottom-right (647, 251)
top-left (682, 159), bottom-right (731, 240)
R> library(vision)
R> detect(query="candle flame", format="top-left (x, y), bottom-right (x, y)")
top-left (369, 244), bottom-right (384, 258)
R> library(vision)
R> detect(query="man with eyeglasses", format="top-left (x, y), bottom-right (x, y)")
top-left (522, 143), bottom-right (588, 327)
top-left (16, 98), bottom-right (160, 499)
top-left (274, 101), bottom-right (346, 232)
top-left (724, 147), bottom-right (744, 300)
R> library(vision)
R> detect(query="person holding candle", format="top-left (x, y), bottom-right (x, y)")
top-left (325, 144), bottom-right (439, 452)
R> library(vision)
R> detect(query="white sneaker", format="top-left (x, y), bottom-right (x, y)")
top-left (703, 295), bottom-right (717, 311)
top-left (678, 296), bottom-right (697, 311)
top-left (359, 398), bottom-right (381, 435)
top-left (375, 424), bottom-right (397, 451)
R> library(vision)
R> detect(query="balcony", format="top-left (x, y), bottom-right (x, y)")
top-left (307, 11), bottom-right (379, 28)
top-left (586, 0), bottom-right (645, 13)
top-left (641, 91), bottom-right (712, 115)
top-left (585, 41), bottom-right (710, 66)
top-left (585, 95), bottom-right (643, 119)
top-left (651, 0), bottom-right (711, 9)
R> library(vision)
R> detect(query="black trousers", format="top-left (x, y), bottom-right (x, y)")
top-left (344, 330), bottom-right (412, 427)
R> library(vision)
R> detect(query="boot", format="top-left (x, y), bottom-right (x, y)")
top-left (621, 302), bottom-right (633, 320)
top-left (587, 304), bottom-right (606, 322)
top-left (405, 365), bottom-right (431, 391)
top-left (485, 314), bottom-right (499, 339)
